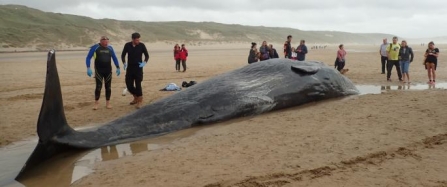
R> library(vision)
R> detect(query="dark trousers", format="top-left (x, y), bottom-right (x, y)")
top-left (387, 60), bottom-right (402, 80)
top-left (175, 59), bottom-right (181, 71)
top-left (125, 69), bottom-right (143, 97)
top-left (335, 60), bottom-right (345, 72)
top-left (381, 56), bottom-right (388, 73)
top-left (181, 60), bottom-right (186, 71)
top-left (95, 70), bottom-right (112, 101)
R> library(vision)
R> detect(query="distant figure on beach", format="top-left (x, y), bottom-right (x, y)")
top-left (386, 36), bottom-right (402, 82)
top-left (335, 44), bottom-right (347, 74)
top-left (269, 44), bottom-right (279, 58)
top-left (284, 35), bottom-right (292, 59)
top-left (85, 36), bottom-right (120, 110)
top-left (259, 41), bottom-right (270, 61)
top-left (291, 47), bottom-right (298, 60)
top-left (424, 41), bottom-right (439, 84)
top-left (296, 40), bottom-right (308, 61)
top-left (174, 44), bottom-right (181, 72)
top-left (121, 32), bottom-right (149, 109)
top-left (379, 38), bottom-right (388, 74)
top-left (179, 44), bottom-right (188, 72)
top-left (398, 40), bottom-right (414, 83)
top-left (248, 42), bottom-right (259, 64)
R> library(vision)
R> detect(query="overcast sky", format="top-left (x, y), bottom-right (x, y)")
top-left (1, 0), bottom-right (446, 39)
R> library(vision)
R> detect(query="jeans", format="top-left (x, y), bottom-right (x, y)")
top-left (400, 60), bottom-right (410, 73)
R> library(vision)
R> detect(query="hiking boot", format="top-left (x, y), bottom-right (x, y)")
top-left (135, 96), bottom-right (143, 109)
top-left (129, 95), bottom-right (137, 105)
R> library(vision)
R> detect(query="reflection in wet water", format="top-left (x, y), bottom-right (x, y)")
top-left (0, 124), bottom-right (203, 187)
top-left (70, 143), bottom-right (160, 184)
top-left (356, 82), bottom-right (447, 95)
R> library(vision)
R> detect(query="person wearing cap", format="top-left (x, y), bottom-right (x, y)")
top-left (424, 41), bottom-right (440, 84)
top-left (398, 40), bottom-right (414, 83)
top-left (121, 32), bottom-right (149, 109)
top-left (386, 36), bottom-right (402, 82)
top-left (85, 36), bottom-right (120, 110)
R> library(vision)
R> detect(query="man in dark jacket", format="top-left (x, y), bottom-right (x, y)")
top-left (269, 44), bottom-right (279, 58)
top-left (121, 32), bottom-right (149, 109)
top-left (296, 40), bottom-right (308, 61)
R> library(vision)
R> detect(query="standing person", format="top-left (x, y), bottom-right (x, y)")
top-left (179, 44), bottom-right (188, 72)
top-left (85, 36), bottom-right (120, 110)
top-left (259, 41), bottom-right (270, 61)
top-left (248, 42), bottom-right (259, 64)
top-left (269, 44), bottom-right (279, 58)
top-left (291, 47), bottom-right (297, 60)
top-left (335, 44), bottom-right (347, 73)
top-left (121, 32), bottom-right (149, 109)
top-left (379, 38), bottom-right (389, 74)
top-left (174, 44), bottom-right (181, 72)
top-left (424, 41), bottom-right (440, 84)
top-left (296, 40), bottom-right (308, 61)
top-left (386, 36), bottom-right (402, 82)
top-left (284, 35), bottom-right (292, 58)
top-left (398, 40), bottom-right (414, 83)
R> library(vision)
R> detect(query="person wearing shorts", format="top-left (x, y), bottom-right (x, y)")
top-left (398, 40), bottom-right (414, 83)
top-left (424, 41), bottom-right (440, 84)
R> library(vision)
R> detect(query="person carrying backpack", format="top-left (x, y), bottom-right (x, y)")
top-left (386, 36), bottom-right (402, 82)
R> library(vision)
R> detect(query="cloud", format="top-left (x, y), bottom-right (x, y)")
top-left (2, 0), bottom-right (447, 38)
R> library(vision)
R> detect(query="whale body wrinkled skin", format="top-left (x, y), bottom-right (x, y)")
top-left (16, 50), bottom-right (359, 179)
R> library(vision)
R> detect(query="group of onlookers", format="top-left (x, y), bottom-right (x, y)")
top-left (248, 35), bottom-right (310, 64)
top-left (247, 41), bottom-right (280, 64)
top-left (380, 37), bottom-right (439, 84)
top-left (248, 35), bottom-right (349, 74)
top-left (173, 44), bottom-right (189, 72)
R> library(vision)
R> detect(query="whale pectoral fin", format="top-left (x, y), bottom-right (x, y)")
top-left (291, 65), bottom-right (320, 74)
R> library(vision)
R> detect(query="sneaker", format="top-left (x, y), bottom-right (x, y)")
top-left (387, 79), bottom-right (392, 82)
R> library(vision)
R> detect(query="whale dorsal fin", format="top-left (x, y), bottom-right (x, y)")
top-left (291, 65), bottom-right (320, 74)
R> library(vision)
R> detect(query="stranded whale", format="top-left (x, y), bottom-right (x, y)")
top-left (16, 50), bottom-right (359, 179)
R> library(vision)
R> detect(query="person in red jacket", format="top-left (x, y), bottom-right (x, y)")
top-left (179, 44), bottom-right (188, 72)
top-left (173, 44), bottom-right (181, 72)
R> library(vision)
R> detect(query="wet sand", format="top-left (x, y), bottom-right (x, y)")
top-left (1, 43), bottom-right (447, 187)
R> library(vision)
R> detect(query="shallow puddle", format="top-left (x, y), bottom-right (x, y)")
top-left (356, 82), bottom-right (447, 95)
top-left (0, 125), bottom-right (209, 187)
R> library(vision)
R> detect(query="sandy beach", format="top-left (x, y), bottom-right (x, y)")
top-left (1, 43), bottom-right (447, 187)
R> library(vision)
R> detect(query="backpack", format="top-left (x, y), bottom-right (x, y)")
top-left (389, 43), bottom-right (401, 51)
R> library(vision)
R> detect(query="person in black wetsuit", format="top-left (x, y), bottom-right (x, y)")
top-left (85, 36), bottom-right (120, 110)
top-left (121, 32), bottom-right (149, 109)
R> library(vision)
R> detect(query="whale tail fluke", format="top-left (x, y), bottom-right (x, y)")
top-left (16, 50), bottom-right (75, 180)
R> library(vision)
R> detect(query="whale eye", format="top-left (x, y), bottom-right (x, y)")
top-left (291, 65), bottom-right (320, 75)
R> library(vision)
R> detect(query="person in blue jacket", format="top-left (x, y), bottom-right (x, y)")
top-left (85, 36), bottom-right (120, 110)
